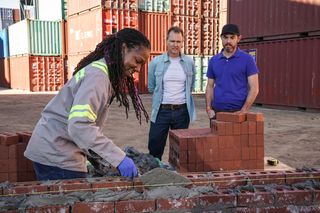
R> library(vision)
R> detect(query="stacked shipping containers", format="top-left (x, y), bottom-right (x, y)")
top-left (0, 28), bottom-right (10, 88)
top-left (138, 0), bottom-right (220, 93)
top-left (228, 0), bottom-right (320, 109)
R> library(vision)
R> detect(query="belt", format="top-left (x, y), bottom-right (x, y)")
top-left (161, 103), bottom-right (186, 110)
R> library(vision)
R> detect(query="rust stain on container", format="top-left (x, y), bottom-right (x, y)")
top-left (239, 37), bottom-right (320, 109)
top-left (228, 0), bottom-right (320, 39)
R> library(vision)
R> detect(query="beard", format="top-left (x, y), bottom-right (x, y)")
top-left (223, 44), bottom-right (236, 53)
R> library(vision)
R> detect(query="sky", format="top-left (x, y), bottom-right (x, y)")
top-left (0, 0), bottom-right (20, 9)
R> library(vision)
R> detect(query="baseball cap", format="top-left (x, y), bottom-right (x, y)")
top-left (221, 24), bottom-right (240, 36)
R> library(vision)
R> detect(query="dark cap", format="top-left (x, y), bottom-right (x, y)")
top-left (221, 24), bottom-right (240, 36)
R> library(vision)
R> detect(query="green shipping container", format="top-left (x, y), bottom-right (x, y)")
top-left (188, 55), bottom-right (212, 93)
top-left (9, 19), bottom-right (62, 56)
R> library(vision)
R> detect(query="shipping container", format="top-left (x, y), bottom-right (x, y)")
top-left (228, 0), bottom-right (320, 39)
top-left (188, 55), bottom-right (212, 93)
top-left (67, 53), bottom-right (87, 80)
top-left (138, 0), bottom-right (170, 12)
top-left (67, 0), bottom-right (138, 17)
top-left (0, 57), bottom-right (10, 88)
top-left (171, 0), bottom-right (218, 17)
top-left (68, 7), bottom-right (138, 54)
top-left (0, 8), bottom-right (14, 30)
top-left (0, 28), bottom-right (9, 57)
top-left (35, 0), bottom-right (65, 21)
top-left (8, 19), bottom-right (63, 56)
top-left (9, 55), bottom-right (64, 92)
top-left (138, 11), bottom-right (170, 54)
top-left (138, 53), bottom-right (160, 93)
top-left (202, 17), bottom-right (219, 55)
top-left (239, 36), bottom-right (320, 109)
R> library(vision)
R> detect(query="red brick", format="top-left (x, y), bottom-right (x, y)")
top-left (9, 158), bottom-right (28, 172)
top-left (284, 170), bottom-right (320, 185)
top-left (177, 163), bottom-right (188, 172)
top-left (219, 136), bottom-right (234, 149)
top-left (233, 123), bottom-right (241, 135)
top-left (9, 143), bottom-right (27, 159)
top-left (17, 131), bottom-right (32, 144)
top-left (241, 147), bottom-right (250, 160)
top-left (188, 163), bottom-right (196, 172)
top-left (187, 138), bottom-right (196, 151)
top-left (248, 122), bottom-right (256, 134)
top-left (248, 135), bottom-right (256, 147)
top-left (257, 147), bottom-right (264, 160)
top-left (256, 134), bottom-right (264, 147)
top-left (246, 171), bottom-right (286, 185)
top-left (25, 205), bottom-right (69, 213)
top-left (249, 147), bottom-right (256, 160)
top-left (0, 160), bottom-right (9, 172)
top-left (211, 120), bottom-right (226, 135)
top-left (313, 190), bottom-right (320, 204)
top-left (237, 189), bottom-right (274, 207)
top-left (241, 160), bottom-right (257, 170)
top-left (116, 199), bottom-right (155, 212)
top-left (241, 135), bottom-right (249, 147)
top-left (225, 122), bottom-right (233, 135)
top-left (182, 173), bottom-right (210, 186)
top-left (216, 112), bottom-right (246, 123)
top-left (241, 121), bottom-right (249, 135)
top-left (256, 121), bottom-right (264, 134)
top-left (204, 161), bottom-right (221, 171)
top-left (203, 147), bottom-right (219, 162)
top-left (156, 197), bottom-right (198, 211)
top-left (0, 133), bottom-right (19, 146)
top-left (91, 177), bottom-right (132, 192)
top-left (3, 181), bottom-right (48, 195)
top-left (0, 145), bottom-right (9, 159)
top-left (0, 172), bottom-right (8, 182)
top-left (72, 202), bottom-right (114, 213)
top-left (256, 159), bottom-right (264, 169)
top-left (196, 163), bottom-right (204, 172)
top-left (198, 191), bottom-right (237, 208)
top-left (219, 160), bottom-right (235, 170)
top-left (188, 151), bottom-right (196, 163)
top-left (50, 179), bottom-right (92, 193)
top-left (275, 188), bottom-right (313, 205)
top-left (246, 112), bottom-right (264, 121)
top-left (178, 150), bottom-right (188, 163)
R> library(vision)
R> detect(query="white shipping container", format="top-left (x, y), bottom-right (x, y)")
top-left (36, 0), bottom-right (63, 21)
top-left (8, 20), bottom-right (29, 56)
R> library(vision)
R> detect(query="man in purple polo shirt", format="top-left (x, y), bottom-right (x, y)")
top-left (205, 24), bottom-right (259, 119)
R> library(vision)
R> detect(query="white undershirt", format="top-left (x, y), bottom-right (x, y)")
top-left (162, 57), bottom-right (186, 104)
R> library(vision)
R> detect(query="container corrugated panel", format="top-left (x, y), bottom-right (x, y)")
top-left (171, 0), bottom-right (201, 16)
top-left (0, 57), bottom-right (10, 88)
top-left (138, 53), bottom-right (160, 93)
top-left (105, 0), bottom-right (138, 10)
top-left (10, 55), bottom-right (64, 92)
top-left (138, 11), bottom-right (170, 54)
top-left (138, 0), bottom-right (170, 12)
top-left (171, 15), bottom-right (201, 55)
top-left (0, 28), bottom-right (9, 58)
top-left (202, 17), bottom-right (219, 55)
top-left (188, 55), bottom-right (212, 93)
top-left (228, 0), bottom-right (320, 39)
top-left (0, 8), bottom-right (14, 30)
top-left (37, 0), bottom-right (64, 21)
top-left (239, 37), bottom-right (320, 109)
top-left (9, 19), bottom-right (63, 56)
top-left (67, 0), bottom-right (102, 17)
top-left (67, 53), bottom-right (88, 80)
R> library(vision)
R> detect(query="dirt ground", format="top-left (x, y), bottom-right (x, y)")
top-left (0, 88), bottom-right (319, 170)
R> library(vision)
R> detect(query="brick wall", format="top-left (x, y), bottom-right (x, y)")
top-left (169, 112), bottom-right (265, 172)
top-left (0, 131), bottom-right (36, 182)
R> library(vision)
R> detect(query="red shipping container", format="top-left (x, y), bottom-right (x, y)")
top-left (239, 36), bottom-right (320, 109)
top-left (228, 0), bottom-right (320, 39)
top-left (67, 8), bottom-right (138, 55)
top-left (171, 0), bottom-right (218, 18)
top-left (137, 53), bottom-right (160, 94)
top-left (0, 58), bottom-right (10, 88)
top-left (9, 55), bottom-right (65, 92)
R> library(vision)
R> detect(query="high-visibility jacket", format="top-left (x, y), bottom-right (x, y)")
top-left (24, 58), bottom-right (125, 172)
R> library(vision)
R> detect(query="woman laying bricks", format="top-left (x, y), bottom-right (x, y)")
top-left (24, 28), bottom-right (151, 181)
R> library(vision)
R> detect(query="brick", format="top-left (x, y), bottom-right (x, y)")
top-left (241, 135), bottom-right (249, 147)
top-left (187, 138), bottom-right (196, 151)
top-left (246, 112), bottom-right (264, 121)
top-left (17, 131), bottom-right (32, 144)
top-left (313, 190), bottom-right (320, 204)
top-left (178, 150), bottom-right (188, 163)
top-left (256, 121), bottom-right (264, 134)
top-left (0, 133), bottom-right (19, 146)
top-left (50, 179), bottom-right (92, 194)
top-left (177, 163), bottom-right (188, 172)
top-left (0, 160), bottom-right (9, 172)
top-left (249, 147), bottom-right (256, 160)
top-left (248, 122), bottom-right (256, 134)
top-left (240, 121), bottom-right (249, 135)
top-left (0, 172), bottom-right (8, 182)
top-left (196, 163), bottom-right (204, 172)
top-left (237, 189), bottom-right (274, 207)
top-left (275, 188), bottom-right (313, 206)
top-left (0, 145), bottom-right (9, 159)
top-left (3, 181), bottom-right (48, 195)
top-left (256, 134), bottom-right (264, 147)
top-left (9, 143), bottom-right (27, 159)
top-left (25, 205), bottom-right (69, 213)
top-left (182, 173), bottom-right (210, 186)
top-left (256, 159), bottom-right (264, 169)
top-left (284, 170), bottom-right (320, 185)
top-left (225, 122), bottom-right (233, 135)
top-left (211, 172), bottom-right (248, 188)
top-left (203, 147), bottom-right (219, 162)
top-left (219, 136), bottom-right (234, 149)
top-left (9, 158), bottom-right (28, 172)
top-left (246, 171), bottom-right (286, 185)
top-left (188, 151), bottom-right (196, 163)
top-left (241, 147), bottom-right (250, 160)
top-left (91, 177), bottom-right (133, 192)
top-left (188, 163), bottom-right (196, 172)
top-left (211, 120), bottom-right (226, 135)
top-left (116, 199), bottom-right (155, 212)
top-left (241, 160), bottom-right (257, 170)
top-left (219, 160), bottom-right (235, 170)
top-left (156, 197), bottom-right (198, 211)
top-left (233, 123), bottom-right (241, 135)
top-left (198, 191), bottom-right (237, 208)
top-left (216, 112), bottom-right (246, 123)
top-left (257, 147), bottom-right (264, 160)
top-left (72, 202), bottom-right (114, 213)
top-left (204, 161), bottom-right (221, 171)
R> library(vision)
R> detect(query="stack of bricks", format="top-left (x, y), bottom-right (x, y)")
top-left (169, 112), bottom-right (265, 172)
top-left (0, 131), bottom-right (36, 182)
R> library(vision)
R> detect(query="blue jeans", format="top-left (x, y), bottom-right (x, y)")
top-left (148, 105), bottom-right (190, 160)
top-left (33, 162), bottom-right (87, 181)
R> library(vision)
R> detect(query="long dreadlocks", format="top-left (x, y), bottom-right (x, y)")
top-left (73, 28), bottom-right (151, 124)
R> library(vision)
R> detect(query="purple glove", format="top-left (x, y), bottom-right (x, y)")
top-left (118, 156), bottom-right (138, 178)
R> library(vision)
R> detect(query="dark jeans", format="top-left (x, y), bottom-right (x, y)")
top-left (148, 105), bottom-right (190, 160)
top-left (33, 162), bottom-right (87, 181)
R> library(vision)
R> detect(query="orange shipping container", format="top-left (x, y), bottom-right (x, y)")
top-left (0, 58), bottom-right (10, 88)
top-left (67, 53), bottom-right (87, 81)
top-left (67, 7), bottom-right (138, 55)
top-left (9, 55), bottom-right (65, 92)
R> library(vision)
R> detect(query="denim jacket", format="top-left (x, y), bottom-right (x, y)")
top-left (148, 52), bottom-right (196, 123)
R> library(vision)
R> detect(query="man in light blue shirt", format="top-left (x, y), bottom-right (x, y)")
top-left (148, 26), bottom-right (196, 160)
